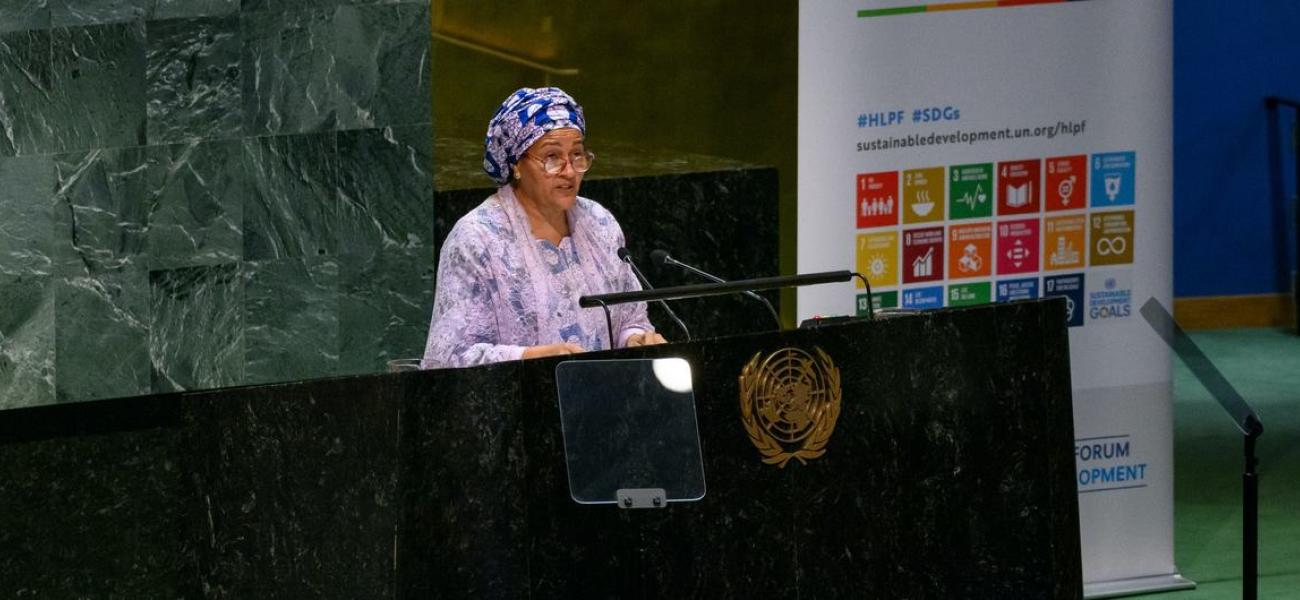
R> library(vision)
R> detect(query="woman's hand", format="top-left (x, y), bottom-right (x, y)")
top-left (626, 331), bottom-right (668, 347)
top-left (522, 342), bottom-right (585, 359)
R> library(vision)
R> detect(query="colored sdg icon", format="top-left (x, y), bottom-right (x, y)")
top-left (1089, 210), bottom-right (1135, 266)
top-left (996, 218), bottom-right (1040, 275)
top-left (1044, 273), bottom-right (1085, 327)
top-left (902, 286), bottom-right (944, 310)
top-left (997, 159), bottom-right (1041, 216)
top-left (949, 163), bottom-right (994, 220)
top-left (857, 290), bottom-right (898, 316)
top-left (948, 223), bottom-right (992, 280)
top-left (947, 282), bottom-right (991, 307)
top-left (857, 231), bottom-right (899, 288)
top-left (1043, 215), bottom-right (1087, 271)
top-left (902, 167), bottom-right (945, 224)
top-left (902, 226), bottom-right (945, 284)
top-left (1045, 155), bottom-right (1087, 212)
top-left (996, 277), bottom-right (1039, 302)
top-left (856, 171), bottom-right (899, 229)
top-left (1090, 152), bottom-right (1136, 207)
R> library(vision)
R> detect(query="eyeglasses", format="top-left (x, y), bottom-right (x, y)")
top-left (525, 150), bottom-right (595, 175)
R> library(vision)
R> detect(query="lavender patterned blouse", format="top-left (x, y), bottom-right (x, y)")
top-left (420, 185), bottom-right (652, 369)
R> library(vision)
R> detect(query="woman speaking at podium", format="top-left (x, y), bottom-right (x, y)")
top-left (420, 87), bottom-right (666, 369)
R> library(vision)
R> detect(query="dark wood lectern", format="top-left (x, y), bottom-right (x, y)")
top-left (0, 299), bottom-right (1081, 599)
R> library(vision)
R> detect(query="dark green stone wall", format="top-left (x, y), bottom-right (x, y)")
top-left (0, 0), bottom-right (435, 408)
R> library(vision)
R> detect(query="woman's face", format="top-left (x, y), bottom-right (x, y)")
top-left (514, 128), bottom-right (586, 214)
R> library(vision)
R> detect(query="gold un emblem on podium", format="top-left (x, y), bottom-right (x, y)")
top-left (739, 347), bottom-right (842, 468)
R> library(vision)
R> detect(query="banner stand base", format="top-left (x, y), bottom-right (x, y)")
top-left (1084, 573), bottom-right (1196, 599)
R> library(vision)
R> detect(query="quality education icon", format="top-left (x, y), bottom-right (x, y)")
top-left (998, 159), bottom-right (1041, 216)
top-left (739, 347), bottom-right (842, 468)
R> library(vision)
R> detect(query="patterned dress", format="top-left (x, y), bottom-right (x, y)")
top-left (420, 185), bottom-right (652, 368)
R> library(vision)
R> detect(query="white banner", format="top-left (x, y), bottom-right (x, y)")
top-left (797, 0), bottom-right (1188, 595)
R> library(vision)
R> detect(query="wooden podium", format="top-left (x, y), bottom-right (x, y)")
top-left (0, 299), bottom-right (1081, 599)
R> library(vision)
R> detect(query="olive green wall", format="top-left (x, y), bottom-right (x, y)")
top-left (430, 1), bottom-right (800, 320)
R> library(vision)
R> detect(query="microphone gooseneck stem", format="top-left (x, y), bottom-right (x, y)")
top-left (622, 253), bottom-right (692, 342)
top-left (851, 272), bottom-right (875, 320)
top-left (664, 256), bottom-right (783, 330)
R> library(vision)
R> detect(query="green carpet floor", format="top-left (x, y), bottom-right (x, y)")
top-left (1129, 328), bottom-right (1300, 600)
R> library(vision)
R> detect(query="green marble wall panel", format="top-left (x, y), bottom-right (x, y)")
top-left (240, 8), bottom-right (336, 135)
top-left (145, 140), bottom-right (245, 270)
top-left (242, 131), bottom-right (339, 260)
top-left (333, 125), bottom-right (434, 376)
top-left (149, 263), bottom-right (243, 393)
top-left (239, 0), bottom-right (370, 14)
top-left (0, 0), bottom-right (434, 409)
top-left (0, 156), bottom-right (55, 276)
top-left (52, 146), bottom-right (151, 276)
top-left (153, 0), bottom-right (236, 20)
top-left (338, 245), bottom-right (433, 375)
top-left (337, 123), bottom-right (433, 259)
top-left (243, 256), bottom-right (338, 385)
top-left (54, 270), bottom-right (149, 401)
top-left (0, 0), bottom-right (49, 34)
top-left (49, 21), bottom-right (146, 153)
top-left (144, 16), bottom-right (242, 144)
top-left (50, 0), bottom-right (150, 27)
top-left (333, 3), bottom-right (431, 130)
top-left (0, 274), bottom-right (55, 408)
top-left (0, 29), bottom-right (54, 157)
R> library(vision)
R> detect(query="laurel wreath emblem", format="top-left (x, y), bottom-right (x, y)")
top-left (739, 347), bottom-right (842, 468)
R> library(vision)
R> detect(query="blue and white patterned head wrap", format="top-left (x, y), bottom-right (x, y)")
top-left (483, 87), bottom-right (587, 186)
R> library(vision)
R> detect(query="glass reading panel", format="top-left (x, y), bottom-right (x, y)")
top-left (554, 358), bottom-right (706, 505)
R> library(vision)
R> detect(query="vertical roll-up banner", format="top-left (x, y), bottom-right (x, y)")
top-left (798, 1), bottom-right (1188, 597)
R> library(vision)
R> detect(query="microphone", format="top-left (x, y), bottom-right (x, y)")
top-left (650, 250), bottom-right (783, 330)
top-left (617, 247), bottom-right (692, 342)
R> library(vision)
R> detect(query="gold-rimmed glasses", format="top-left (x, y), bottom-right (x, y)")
top-left (525, 150), bottom-right (595, 175)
